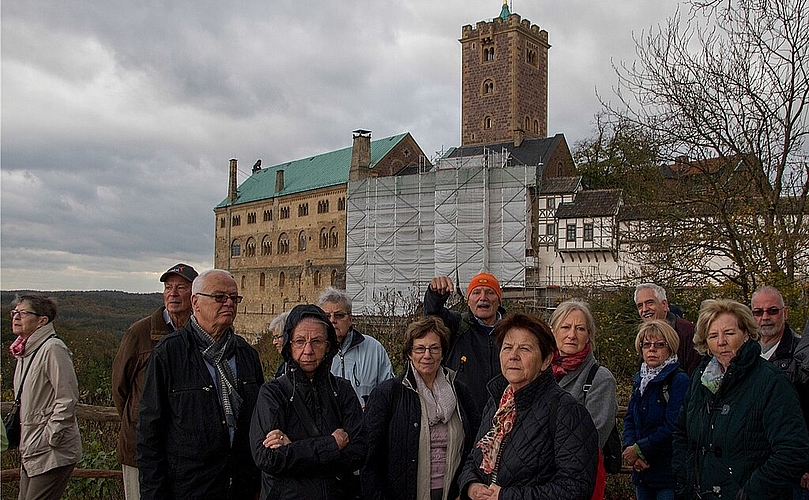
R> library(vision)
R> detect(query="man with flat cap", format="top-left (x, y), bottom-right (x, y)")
top-left (112, 263), bottom-right (198, 500)
top-left (423, 272), bottom-right (506, 418)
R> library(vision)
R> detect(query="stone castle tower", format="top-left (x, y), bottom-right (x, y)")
top-left (460, 1), bottom-right (550, 146)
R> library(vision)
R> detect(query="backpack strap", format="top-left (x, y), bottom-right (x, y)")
top-left (582, 363), bottom-right (599, 401)
top-left (13, 334), bottom-right (57, 404)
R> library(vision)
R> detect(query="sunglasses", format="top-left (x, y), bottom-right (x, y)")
top-left (751, 307), bottom-right (782, 317)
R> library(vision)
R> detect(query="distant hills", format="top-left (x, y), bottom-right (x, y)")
top-left (1, 290), bottom-right (163, 403)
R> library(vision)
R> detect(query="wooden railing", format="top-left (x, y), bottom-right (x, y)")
top-left (0, 401), bottom-right (122, 484)
top-left (0, 401), bottom-right (632, 482)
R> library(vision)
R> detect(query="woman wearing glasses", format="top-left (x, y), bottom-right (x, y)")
top-left (361, 316), bottom-right (480, 500)
top-left (250, 304), bottom-right (366, 499)
top-left (672, 299), bottom-right (809, 499)
top-left (9, 294), bottom-right (81, 500)
top-left (622, 320), bottom-right (689, 500)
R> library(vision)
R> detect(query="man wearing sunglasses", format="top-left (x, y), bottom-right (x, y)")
top-left (137, 269), bottom-right (264, 499)
top-left (752, 286), bottom-right (809, 500)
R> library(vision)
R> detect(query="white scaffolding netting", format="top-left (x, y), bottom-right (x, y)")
top-left (346, 152), bottom-right (535, 315)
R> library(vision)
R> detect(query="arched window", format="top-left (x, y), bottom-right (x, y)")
top-left (329, 227), bottom-right (339, 248)
top-left (278, 233), bottom-right (289, 254)
top-left (298, 230), bottom-right (307, 251)
top-left (245, 237), bottom-right (256, 257)
top-left (534, 120), bottom-right (539, 133)
top-left (331, 269), bottom-right (337, 285)
top-left (484, 117), bottom-right (492, 129)
top-left (259, 272), bottom-right (266, 289)
top-left (241, 275), bottom-right (246, 289)
top-left (279, 272), bottom-right (286, 288)
top-left (231, 239), bottom-right (241, 257)
top-left (525, 117), bottom-right (531, 130)
top-left (337, 197), bottom-right (346, 211)
top-left (320, 228), bottom-right (328, 249)
top-left (314, 270), bottom-right (321, 287)
top-left (483, 79), bottom-right (494, 94)
top-left (262, 235), bottom-right (272, 256)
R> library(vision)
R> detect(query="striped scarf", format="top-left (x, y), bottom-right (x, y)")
top-left (190, 316), bottom-right (242, 429)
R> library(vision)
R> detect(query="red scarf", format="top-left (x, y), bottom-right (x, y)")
top-left (551, 341), bottom-right (591, 380)
top-left (9, 335), bottom-right (27, 357)
top-left (477, 385), bottom-right (516, 474)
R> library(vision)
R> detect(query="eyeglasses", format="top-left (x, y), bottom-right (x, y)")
top-left (752, 307), bottom-right (782, 317)
top-left (9, 310), bottom-right (41, 319)
top-left (196, 292), bottom-right (243, 303)
top-left (641, 341), bottom-right (669, 350)
top-left (272, 334), bottom-right (284, 341)
top-left (412, 346), bottom-right (442, 355)
top-left (325, 312), bottom-right (349, 320)
top-left (290, 338), bottom-right (327, 349)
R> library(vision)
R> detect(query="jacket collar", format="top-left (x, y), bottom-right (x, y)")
top-left (486, 368), bottom-right (555, 410)
top-left (21, 323), bottom-right (57, 356)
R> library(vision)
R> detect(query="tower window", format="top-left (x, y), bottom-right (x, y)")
top-left (231, 239), bottom-right (241, 257)
top-left (483, 79), bottom-right (494, 95)
top-left (483, 47), bottom-right (495, 61)
top-left (484, 117), bottom-right (493, 129)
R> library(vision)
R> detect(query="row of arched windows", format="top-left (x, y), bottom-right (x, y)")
top-left (231, 227), bottom-right (339, 258)
top-left (243, 269), bottom-right (339, 290)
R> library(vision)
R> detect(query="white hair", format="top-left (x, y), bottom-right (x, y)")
top-left (191, 269), bottom-right (235, 294)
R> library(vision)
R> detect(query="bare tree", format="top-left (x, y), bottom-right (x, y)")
top-left (600, 0), bottom-right (809, 297)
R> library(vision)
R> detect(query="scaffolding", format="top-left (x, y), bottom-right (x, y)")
top-left (346, 148), bottom-right (537, 315)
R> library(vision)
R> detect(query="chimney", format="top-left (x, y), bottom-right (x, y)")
top-left (349, 129), bottom-right (372, 181)
top-left (228, 159), bottom-right (238, 203)
top-left (275, 169), bottom-right (285, 193)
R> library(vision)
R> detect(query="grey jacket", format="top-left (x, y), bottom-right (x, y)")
top-left (555, 350), bottom-right (618, 448)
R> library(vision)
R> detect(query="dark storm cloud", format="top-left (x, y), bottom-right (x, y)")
top-left (1, 0), bottom-right (678, 291)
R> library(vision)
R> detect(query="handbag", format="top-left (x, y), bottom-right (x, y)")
top-left (4, 334), bottom-right (57, 449)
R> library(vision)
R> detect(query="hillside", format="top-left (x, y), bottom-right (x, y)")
top-left (1, 290), bottom-right (163, 404)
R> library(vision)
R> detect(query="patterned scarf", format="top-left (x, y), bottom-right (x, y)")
top-left (190, 316), bottom-right (242, 428)
top-left (700, 356), bottom-right (725, 394)
top-left (477, 385), bottom-right (516, 474)
top-left (9, 336), bottom-right (27, 357)
top-left (551, 341), bottom-right (591, 380)
top-left (639, 354), bottom-right (678, 396)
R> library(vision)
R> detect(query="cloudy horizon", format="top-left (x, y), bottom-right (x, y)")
top-left (1, 0), bottom-right (680, 293)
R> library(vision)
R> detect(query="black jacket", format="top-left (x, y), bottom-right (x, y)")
top-left (423, 287), bottom-right (505, 417)
top-left (250, 304), bottom-right (366, 500)
top-left (361, 365), bottom-right (481, 500)
top-left (458, 369), bottom-right (598, 500)
top-left (768, 324), bottom-right (802, 383)
top-left (136, 322), bottom-right (264, 500)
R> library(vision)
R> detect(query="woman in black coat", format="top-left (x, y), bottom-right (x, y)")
top-left (458, 313), bottom-right (598, 500)
top-left (250, 304), bottom-right (367, 500)
top-left (362, 316), bottom-right (480, 500)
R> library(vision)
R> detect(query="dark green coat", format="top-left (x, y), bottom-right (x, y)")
top-left (672, 341), bottom-right (809, 499)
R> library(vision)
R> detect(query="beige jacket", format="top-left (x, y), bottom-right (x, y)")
top-left (13, 323), bottom-right (82, 476)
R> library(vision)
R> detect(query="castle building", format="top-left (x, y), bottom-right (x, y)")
top-left (215, 3), bottom-right (583, 335)
top-left (213, 132), bottom-right (428, 335)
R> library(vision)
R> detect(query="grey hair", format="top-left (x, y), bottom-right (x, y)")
top-left (634, 283), bottom-right (667, 304)
top-left (317, 286), bottom-right (352, 314)
top-left (191, 269), bottom-right (235, 294)
top-left (269, 311), bottom-right (289, 334)
top-left (751, 286), bottom-right (785, 308)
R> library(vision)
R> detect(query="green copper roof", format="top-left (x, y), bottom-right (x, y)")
top-left (216, 133), bottom-right (410, 208)
top-left (499, 0), bottom-right (510, 21)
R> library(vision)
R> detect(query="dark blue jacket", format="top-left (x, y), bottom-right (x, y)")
top-left (623, 361), bottom-right (689, 489)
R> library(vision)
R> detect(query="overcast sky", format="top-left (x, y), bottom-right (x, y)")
top-left (1, 0), bottom-right (680, 293)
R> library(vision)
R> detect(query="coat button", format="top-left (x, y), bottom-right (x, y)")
top-left (413, 422), bottom-right (418, 427)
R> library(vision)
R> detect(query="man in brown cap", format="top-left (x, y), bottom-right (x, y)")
top-left (111, 263), bottom-right (198, 500)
